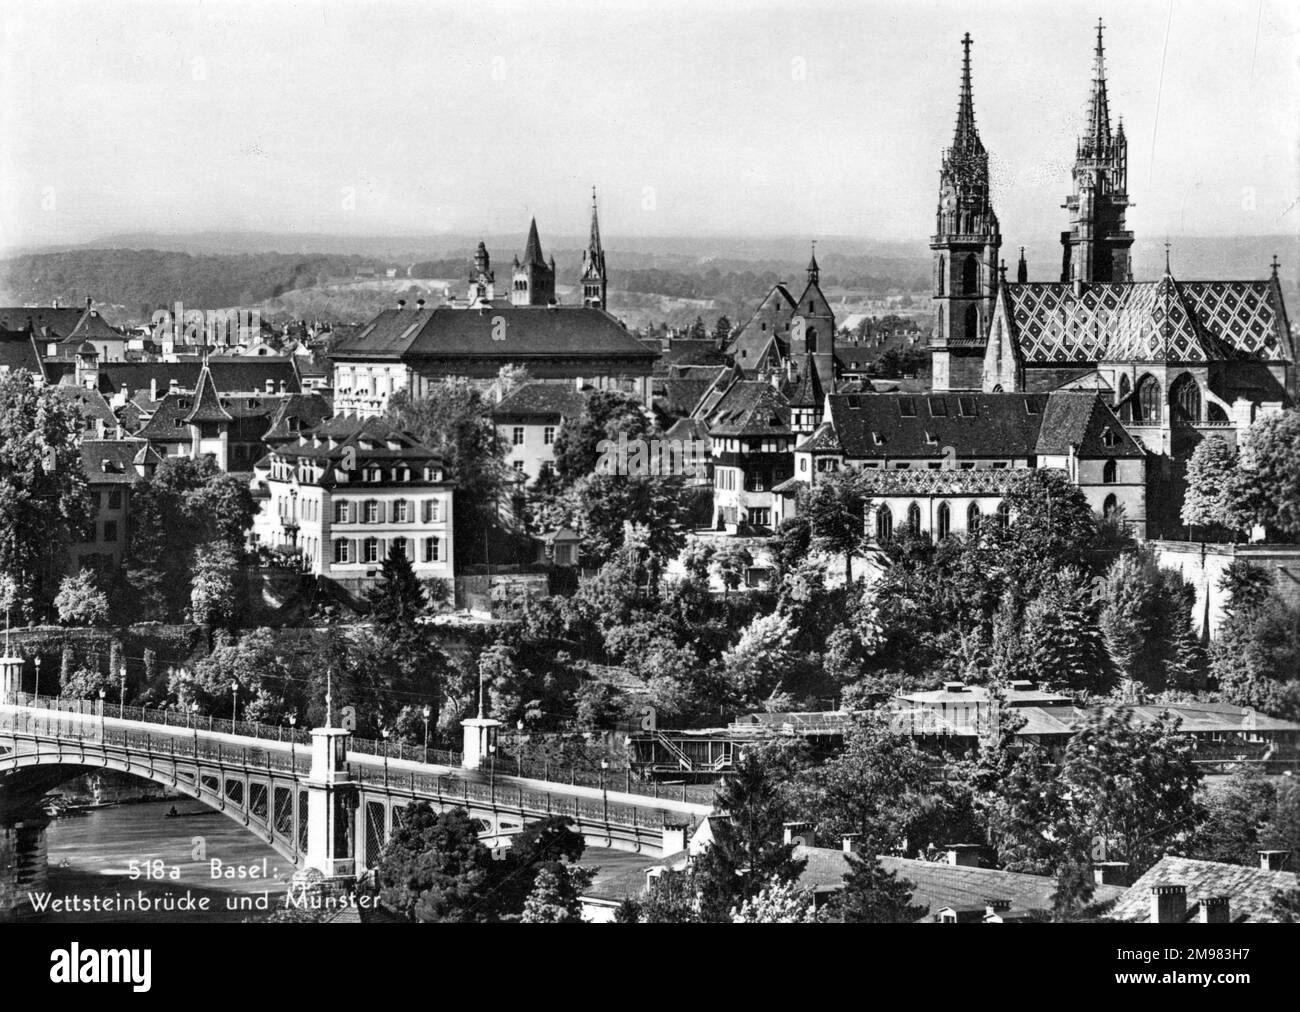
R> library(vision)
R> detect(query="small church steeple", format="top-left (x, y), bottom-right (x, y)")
top-left (580, 188), bottom-right (609, 310)
top-left (806, 242), bottom-right (820, 286)
top-left (511, 217), bottom-right (556, 306)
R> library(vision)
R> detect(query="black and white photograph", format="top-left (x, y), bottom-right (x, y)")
top-left (0, 0), bottom-right (1297, 982)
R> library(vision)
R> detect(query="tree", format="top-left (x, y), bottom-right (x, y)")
top-left (0, 371), bottom-right (91, 613)
top-left (569, 474), bottom-right (692, 577)
top-left (54, 570), bottom-right (109, 626)
top-left (693, 751), bottom-right (805, 921)
top-left (1181, 436), bottom-right (1248, 537)
top-left (367, 542), bottom-right (427, 634)
top-left (834, 853), bottom-right (926, 923)
top-left (803, 469), bottom-right (869, 585)
top-left (720, 611), bottom-right (798, 710)
top-left (190, 542), bottom-right (242, 631)
top-left (985, 468), bottom-right (1100, 597)
top-left (387, 381), bottom-right (509, 561)
top-left (713, 315), bottom-right (732, 345)
top-left (730, 876), bottom-right (815, 923)
top-left (552, 390), bottom-right (650, 483)
top-left (639, 870), bottom-right (698, 923)
top-left (1237, 408), bottom-right (1300, 539)
top-left (1187, 765), bottom-right (1278, 866)
top-left (1099, 548), bottom-right (1205, 694)
top-left (1023, 566), bottom-right (1111, 693)
top-left (520, 864), bottom-right (593, 923)
top-left (375, 804), bottom-right (494, 922)
top-left (711, 541), bottom-right (752, 597)
top-left (1212, 590), bottom-right (1300, 720)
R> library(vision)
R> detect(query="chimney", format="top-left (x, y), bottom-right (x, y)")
top-left (942, 681), bottom-right (966, 693)
top-left (85, 296), bottom-right (93, 309)
top-left (1258, 850), bottom-right (1290, 871)
top-left (150, 378), bottom-right (158, 402)
top-left (1151, 885), bottom-right (1187, 924)
top-left (266, 378), bottom-right (275, 394)
top-left (397, 299), bottom-right (406, 310)
top-left (416, 298), bottom-right (426, 310)
top-left (1195, 896), bottom-right (1230, 924)
top-left (168, 378), bottom-right (179, 395)
top-left (783, 821), bottom-right (815, 848)
top-left (946, 844), bottom-right (982, 867)
top-left (984, 898), bottom-right (1012, 913)
top-left (1093, 861), bottom-right (1130, 887)
top-left (842, 834), bottom-right (862, 854)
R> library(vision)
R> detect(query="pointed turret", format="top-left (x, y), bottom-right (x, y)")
top-left (1081, 18), bottom-right (1112, 159)
top-left (512, 217), bottom-right (556, 306)
top-left (1017, 247), bottom-right (1028, 283)
top-left (523, 218), bottom-right (546, 267)
top-left (580, 188), bottom-right (609, 310)
top-left (806, 243), bottom-right (820, 286)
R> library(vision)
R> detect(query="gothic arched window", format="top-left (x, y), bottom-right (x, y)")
top-left (1117, 373), bottom-right (1132, 423)
top-left (806, 326), bottom-right (818, 354)
top-left (1134, 374), bottom-right (1161, 424)
top-left (962, 255), bottom-right (979, 295)
top-left (1103, 459), bottom-right (1118, 484)
top-left (996, 501), bottom-right (1011, 529)
top-left (875, 506), bottom-right (893, 544)
top-left (1103, 494), bottom-right (1118, 518)
top-left (936, 501), bottom-right (952, 540)
top-left (937, 256), bottom-right (946, 296)
top-left (967, 502), bottom-right (982, 536)
top-left (1169, 373), bottom-right (1202, 424)
top-left (907, 501), bottom-right (922, 535)
top-left (964, 303), bottom-right (979, 341)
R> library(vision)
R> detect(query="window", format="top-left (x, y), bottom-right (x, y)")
top-left (1103, 494), bottom-right (1119, 518)
top-left (424, 536), bottom-right (442, 563)
top-left (422, 499), bottom-right (441, 523)
top-left (962, 255), bottom-right (979, 295)
top-left (512, 427), bottom-right (525, 446)
top-left (333, 539), bottom-right (351, 564)
top-left (543, 426), bottom-right (556, 445)
top-left (513, 460), bottom-right (526, 473)
top-left (391, 537), bottom-right (407, 559)
top-left (876, 506), bottom-right (893, 543)
top-left (799, 457), bottom-right (808, 473)
top-left (1170, 373), bottom-right (1202, 423)
top-left (936, 502), bottom-right (951, 540)
top-left (937, 255), bottom-right (946, 296)
top-left (335, 500), bottom-right (351, 523)
top-left (1134, 375), bottom-right (1160, 424)
top-left (103, 521), bottom-right (118, 543)
top-left (996, 501), bottom-right (1011, 529)
top-left (907, 502), bottom-right (922, 534)
top-left (108, 491), bottom-right (122, 510)
top-left (747, 508), bottom-right (771, 527)
top-left (364, 500), bottom-right (380, 523)
top-left (967, 502), bottom-right (982, 536)
top-left (394, 499), bottom-right (410, 523)
top-left (1101, 426), bottom-right (1119, 448)
top-left (1117, 374), bottom-right (1132, 423)
top-left (363, 538), bottom-right (379, 564)
top-left (1103, 459), bottom-right (1118, 484)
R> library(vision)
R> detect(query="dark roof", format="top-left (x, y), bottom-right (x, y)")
top-left (0, 305), bottom-right (121, 341)
top-left (184, 366), bottom-right (233, 423)
top-left (522, 218), bottom-right (547, 268)
top-left (706, 380), bottom-right (791, 437)
top-left (262, 393), bottom-right (334, 443)
top-left (657, 339), bottom-right (727, 371)
top-left (726, 283), bottom-right (796, 365)
top-left (815, 391), bottom-right (1142, 460)
top-left (94, 359), bottom-right (301, 396)
top-left (79, 439), bottom-right (149, 485)
top-left (270, 415), bottom-right (449, 488)
top-left (793, 846), bottom-right (1125, 917)
top-left (656, 378), bottom-right (716, 418)
top-left (786, 355), bottom-right (826, 408)
top-left (0, 334), bottom-right (42, 375)
top-left (54, 385), bottom-right (119, 431)
top-left (1109, 856), bottom-right (1298, 923)
top-left (332, 306), bottom-right (656, 364)
top-left (491, 382), bottom-right (588, 419)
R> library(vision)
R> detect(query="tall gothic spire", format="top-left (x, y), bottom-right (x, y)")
top-left (952, 32), bottom-right (983, 154)
top-left (580, 189), bottom-right (608, 310)
top-left (588, 187), bottom-right (603, 256)
top-left (523, 217), bottom-right (546, 267)
top-left (1081, 19), bottom-right (1112, 158)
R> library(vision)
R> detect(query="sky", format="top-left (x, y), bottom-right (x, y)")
top-left (0, 0), bottom-right (1296, 253)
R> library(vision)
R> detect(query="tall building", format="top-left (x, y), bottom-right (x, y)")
top-left (792, 247), bottom-right (836, 395)
top-left (467, 241), bottom-right (496, 304)
top-left (511, 218), bottom-right (556, 307)
top-left (580, 188), bottom-right (608, 310)
top-left (1060, 20), bottom-right (1133, 285)
top-left (930, 33), bottom-right (1002, 391)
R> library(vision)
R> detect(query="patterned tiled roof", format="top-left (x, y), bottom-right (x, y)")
top-left (1002, 276), bottom-right (1290, 365)
top-left (855, 465), bottom-right (1050, 497)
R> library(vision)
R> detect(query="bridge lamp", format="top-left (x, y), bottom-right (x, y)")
top-left (422, 705), bottom-right (431, 763)
top-left (120, 666), bottom-right (127, 718)
top-left (380, 726), bottom-right (391, 786)
top-left (98, 687), bottom-right (106, 733)
top-left (33, 656), bottom-right (40, 701)
top-left (600, 759), bottom-right (610, 818)
top-left (288, 713), bottom-right (297, 767)
top-left (230, 680), bottom-right (239, 724)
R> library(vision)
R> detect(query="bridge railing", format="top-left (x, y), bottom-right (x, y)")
top-left (0, 704), bottom-right (310, 774)
top-left (3, 693), bottom-right (713, 803)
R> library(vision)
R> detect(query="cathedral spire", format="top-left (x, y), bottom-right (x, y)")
top-left (523, 217), bottom-right (546, 267)
top-left (953, 32), bottom-right (982, 153)
top-left (588, 187), bottom-right (602, 256)
top-left (580, 190), bottom-right (608, 310)
top-left (1082, 19), bottom-right (1112, 158)
top-left (806, 241), bottom-right (820, 286)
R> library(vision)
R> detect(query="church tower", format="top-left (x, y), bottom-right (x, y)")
top-left (1060, 20), bottom-right (1133, 284)
top-left (467, 241), bottom-right (495, 304)
top-left (792, 245), bottom-right (836, 393)
top-left (580, 188), bottom-right (608, 310)
top-left (511, 218), bottom-right (556, 306)
top-left (930, 33), bottom-right (1001, 391)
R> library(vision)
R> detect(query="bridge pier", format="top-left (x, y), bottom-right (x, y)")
top-left (0, 655), bottom-right (22, 702)
top-left (0, 808), bottom-right (50, 922)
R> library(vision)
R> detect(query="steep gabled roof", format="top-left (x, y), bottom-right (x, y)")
top-left (79, 438), bottom-right (149, 485)
top-left (492, 381), bottom-right (588, 419)
top-left (184, 365), bottom-right (233, 423)
top-left (705, 380), bottom-right (791, 437)
top-left (1001, 277), bottom-right (1291, 365)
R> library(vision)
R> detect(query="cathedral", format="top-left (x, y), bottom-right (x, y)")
top-left (929, 23), bottom-right (1295, 535)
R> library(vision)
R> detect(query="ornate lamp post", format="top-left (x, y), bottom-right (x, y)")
top-left (98, 687), bottom-right (106, 736)
top-left (601, 758), bottom-right (609, 821)
top-left (289, 712), bottom-right (297, 770)
top-left (120, 666), bottom-right (127, 718)
top-left (516, 718), bottom-right (525, 776)
top-left (190, 701), bottom-right (199, 751)
top-left (230, 680), bottom-right (239, 725)
top-left (34, 656), bottom-right (41, 703)
top-left (422, 704), bottom-right (431, 764)
top-left (380, 726), bottom-right (391, 787)
top-left (489, 742), bottom-right (496, 803)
